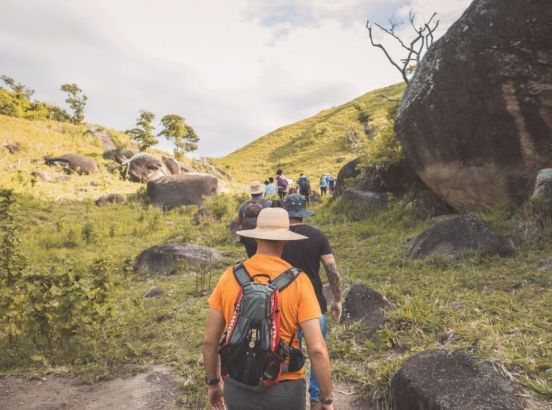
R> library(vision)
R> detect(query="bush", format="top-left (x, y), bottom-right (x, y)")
top-left (363, 102), bottom-right (403, 167)
top-left (523, 197), bottom-right (552, 237)
top-left (0, 192), bottom-right (114, 365)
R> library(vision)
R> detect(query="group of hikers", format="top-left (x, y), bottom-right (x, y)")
top-left (202, 174), bottom-right (342, 410)
top-left (261, 169), bottom-right (336, 202)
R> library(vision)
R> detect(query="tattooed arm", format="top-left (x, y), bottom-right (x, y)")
top-left (320, 253), bottom-right (342, 322)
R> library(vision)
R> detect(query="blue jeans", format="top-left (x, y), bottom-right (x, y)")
top-left (298, 314), bottom-right (328, 402)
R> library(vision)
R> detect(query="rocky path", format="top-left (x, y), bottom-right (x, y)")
top-left (1, 367), bottom-right (371, 410)
top-left (0, 366), bottom-right (180, 410)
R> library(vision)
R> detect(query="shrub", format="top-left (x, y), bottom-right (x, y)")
top-left (523, 197), bottom-right (552, 237)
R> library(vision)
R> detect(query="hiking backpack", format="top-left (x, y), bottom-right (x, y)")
top-left (298, 177), bottom-right (310, 192)
top-left (241, 199), bottom-right (268, 230)
top-left (219, 263), bottom-right (304, 389)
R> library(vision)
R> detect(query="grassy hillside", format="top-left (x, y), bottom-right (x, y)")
top-left (1, 192), bottom-right (550, 409)
top-left (0, 114), bottom-right (143, 201)
top-left (1, 85), bottom-right (550, 409)
top-left (215, 83), bottom-right (405, 185)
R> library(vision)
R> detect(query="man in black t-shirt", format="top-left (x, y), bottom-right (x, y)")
top-left (281, 194), bottom-right (342, 409)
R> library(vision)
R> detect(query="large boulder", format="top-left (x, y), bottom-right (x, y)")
top-left (88, 127), bottom-right (116, 151)
top-left (360, 160), bottom-right (429, 196)
top-left (103, 148), bottom-right (135, 164)
top-left (409, 215), bottom-right (515, 259)
top-left (391, 349), bottom-right (523, 410)
top-left (532, 168), bottom-right (552, 199)
top-left (395, 0), bottom-right (552, 211)
top-left (147, 173), bottom-right (218, 209)
top-left (134, 244), bottom-right (222, 275)
top-left (127, 153), bottom-right (170, 182)
top-left (45, 154), bottom-right (99, 175)
top-left (334, 158), bottom-right (360, 197)
top-left (341, 283), bottom-right (390, 339)
top-left (342, 189), bottom-right (387, 209)
top-left (162, 157), bottom-right (191, 175)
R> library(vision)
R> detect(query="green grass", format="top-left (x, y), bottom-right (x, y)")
top-left (316, 199), bottom-right (552, 407)
top-left (1, 85), bottom-right (550, 409)
top-left (215, 83), bottom-right (405, 185)
top-left (1, 192), bottom-right (550, 409)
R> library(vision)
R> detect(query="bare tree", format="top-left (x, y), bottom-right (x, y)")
top-left (366, 11), bottom-right (439, 84)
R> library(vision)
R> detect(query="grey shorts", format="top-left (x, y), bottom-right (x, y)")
top-left (224, 378), bottom-right (306, 410)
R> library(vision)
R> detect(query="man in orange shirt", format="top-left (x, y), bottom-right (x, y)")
top-left (203, 208), bottom-right (335, 410)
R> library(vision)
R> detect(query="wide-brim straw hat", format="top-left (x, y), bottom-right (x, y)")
top-left (249, 180), bottom-right (264, 195)
top-left (237, 208), bottom-right (307, 241)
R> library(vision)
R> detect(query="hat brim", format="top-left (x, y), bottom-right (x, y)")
top-left (237, 228), bottom-right (307, 241)
top-left (250, 187), bottom-right (264, 194)
top-left (286, 209), bottom-right (315, 218)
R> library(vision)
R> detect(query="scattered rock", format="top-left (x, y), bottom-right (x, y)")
top-left (143, 287), bottom-right (164, 298)
top-left (31, 170), bottom-right (55, 182)
top-left (126, 153), bottom-right (170, 182)
top-left (147, 173), bottom-right (218, 209)
top-left (134, 244), bottom-right (222, 275)
top-left (390, 349), bottom-right (523, 410)
top-left (228, 220), bottom-right (240, 235)
top-left (310, 191), bottom-right (321, 203)
top-left (95, 193), bottom-right (125, 206)
top-left (334, 158), bottom-right (360, 197)
top-left (103, 148), bottom-right (135, 164)
top-left (4, 143), bottom-right (20, 154)
top-left (539, 257), bottom-right (552, 272)
top-left (191, 158), bottom-right (231, 181)
top-left (56, 175), bottom-right (71, 182)
top-left (162, 157), bottom-right (191, 175)
top-left (342, 189), bottom-right (388, 209)
top-left (409, 215), bottom-right (515, 260)
top-left (45, 154), bottom-right (99, 175)
top-left (192, 207), bottom-right (215, 225)
top-left (88, 127), bottom-right (117, 151)
top-left (532, 168), bottom-right (552, 200)
top-left (395, 0), bottom-right (552, 211)
top-left (341, 282), bottom-right (390, 339)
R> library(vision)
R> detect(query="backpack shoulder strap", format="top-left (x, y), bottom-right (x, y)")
top-left (271, 267), bottom-right (302, 292)
top-left (232, 262), bottom-right (252, 287)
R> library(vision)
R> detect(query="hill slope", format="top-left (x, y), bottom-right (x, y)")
top-left (215, 83), bottom-right (405, 185)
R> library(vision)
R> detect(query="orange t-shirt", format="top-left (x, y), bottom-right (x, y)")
top-left (208, 253), bottom-right (321, 380)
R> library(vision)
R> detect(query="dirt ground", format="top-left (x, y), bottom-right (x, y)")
top-left (1, 367), bottom-right (372, 410)
top-left (0, 366), bottom-right (180, 410)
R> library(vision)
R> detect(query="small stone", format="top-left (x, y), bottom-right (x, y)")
top-left (143, 287), bottom-right (163, 298)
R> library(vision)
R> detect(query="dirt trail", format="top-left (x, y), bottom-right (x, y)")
top-left (0, 366), bottom-right (180, 410)
top-left (1, 367), bottom-right (372, 410)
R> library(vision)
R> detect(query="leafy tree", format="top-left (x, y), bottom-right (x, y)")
top-left (60, 83), bottom-right (88, 124)
top-left (158, 114), bottom-right (199, 158)
top-left (126, 111), bottom-right (158, 151)
top-left (1, 75), bottom-right (34, 99)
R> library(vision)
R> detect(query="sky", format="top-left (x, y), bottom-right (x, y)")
top-left (0, 0), bottom-right (471, 157)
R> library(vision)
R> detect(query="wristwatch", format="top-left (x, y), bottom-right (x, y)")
top-left (320, 397), bottom-right (333, 405)
top-left (205, 376), bottom-right (220, 385)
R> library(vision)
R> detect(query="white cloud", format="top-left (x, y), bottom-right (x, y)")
top-left (0, 0), bottom-right (471, 157)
